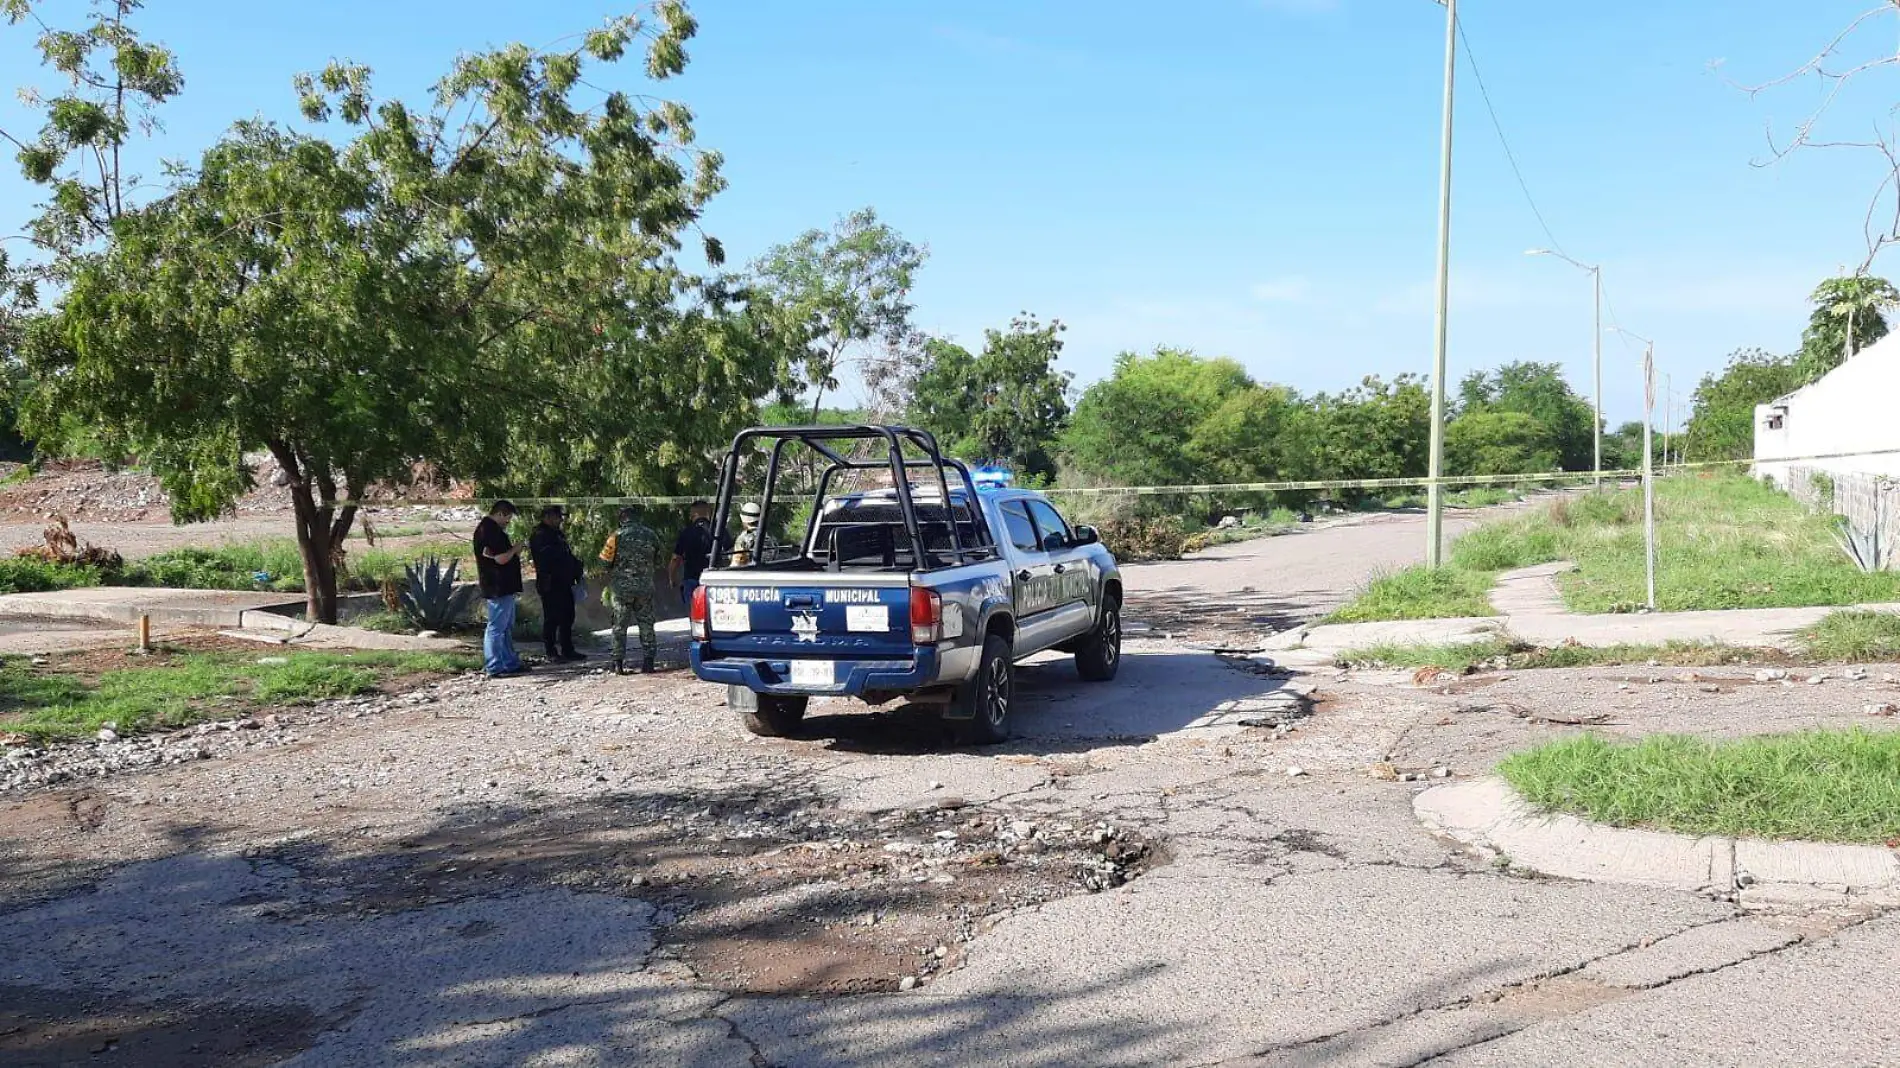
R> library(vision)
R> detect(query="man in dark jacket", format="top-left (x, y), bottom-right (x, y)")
top-left (668, 500), bottom-right (714, 609)
top-left (529, 505), bottom-right (587, 663)
top-left (473, 500), bottom-right (527, 677)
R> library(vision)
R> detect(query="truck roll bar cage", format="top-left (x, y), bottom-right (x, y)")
top-left (712, 424), bottom-right (994, 569)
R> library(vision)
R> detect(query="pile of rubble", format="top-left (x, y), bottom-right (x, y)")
top-left (0, 457), bottom-right (479, 522)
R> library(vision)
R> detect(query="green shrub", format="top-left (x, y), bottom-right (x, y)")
top-left (0, 557), bottom-right (101, 594)
top-left (123, 547), bottom-right (265, 590)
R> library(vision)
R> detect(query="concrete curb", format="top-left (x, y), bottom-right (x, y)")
top-left (1416, 777), bottom-right (1900, 910)
top-left (0, 588), bottom-right (307, 630)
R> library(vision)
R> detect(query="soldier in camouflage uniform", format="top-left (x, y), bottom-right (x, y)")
top-left (599, 506), bottom-right (661, 674)
top-left (730, 501), bottom-right (775, 566)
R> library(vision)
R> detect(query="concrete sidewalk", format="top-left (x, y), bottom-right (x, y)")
top-left (0, 586), bottom-right (304, 630)
top-left (1264, 561), bottom-right (1900, 660)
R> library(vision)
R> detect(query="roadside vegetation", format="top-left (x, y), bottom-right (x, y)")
top-left (1337, 635), bottom-right (1764, 673)
top-left (1330, 474), bottom-right (1900, 621)
top-left (0, 538), bottom-right (471, 598)
top-left (1796, 610), bottom-right (1900, 661)
top-left (0, 646), bottom-right (476, 743)
top-left (1501, 730), bottom-right (1900, 843)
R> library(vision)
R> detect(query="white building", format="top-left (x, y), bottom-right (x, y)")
top-left (1753, 331), bottom-right (1900, 487)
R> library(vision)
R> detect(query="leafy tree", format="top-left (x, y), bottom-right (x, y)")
top-left (1445, 410), bottom-right (1560, 476)
top-left (1281, 374), bottom-right (1433, 490)
top-left (1795, 275), bottom-right (1898, 383)
top-left (1, 0), bottom-right (182, 284)
top-left (1186, 383), bottom-right (1299, 484)
top-left (752, 207), bottom-right (926, 423)
top-left (23, 5), bottom-right (780, 622)
top-left (1680, 347), bottom-right (1802, 462)
top-left (911, 315), bottom-right (1071, 477)
top-left (1063, 348), bottom-right (1255, 486)
top-left (1454, 361), bottom-right (1594, 471)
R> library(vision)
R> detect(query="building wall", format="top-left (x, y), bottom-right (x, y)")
top-left (1783, 465), bottom-right (1898, 570)
top-left (1754, 332), bottom-right (1900, 488)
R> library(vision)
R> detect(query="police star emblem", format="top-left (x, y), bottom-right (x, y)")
top-left (791, 610), bottom-right (819, 643)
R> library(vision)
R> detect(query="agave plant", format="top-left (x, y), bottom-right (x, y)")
top-left (1832, 517), bottom-right (1888, 574)
top-left (399, 556), bottom-right (480, 629)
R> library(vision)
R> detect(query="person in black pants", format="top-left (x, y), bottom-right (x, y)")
top-left (669, 500), bottom-right (715, 609)
top-left (528, 505), bottom-right (587, 662)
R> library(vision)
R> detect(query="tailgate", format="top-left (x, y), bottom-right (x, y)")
top-left (701, 576), bottom-right (913, 660)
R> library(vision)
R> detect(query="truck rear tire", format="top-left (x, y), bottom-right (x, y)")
top-left (1076, 593), bottom-right (1122, 682)
top-left (740, 693), bottom-right (808, 737)
top-left (953, 634), bottom-right (1015, 745)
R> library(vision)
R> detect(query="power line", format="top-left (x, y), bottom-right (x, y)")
top-left (1456, 16), bottom-right (1568, 260)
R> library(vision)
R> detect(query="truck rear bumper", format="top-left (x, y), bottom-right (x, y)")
top-left (691, 644), bottom-right (942, 697)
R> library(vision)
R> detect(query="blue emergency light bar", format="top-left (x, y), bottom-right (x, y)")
top-left (972, 466), bottom-right (1013, 488)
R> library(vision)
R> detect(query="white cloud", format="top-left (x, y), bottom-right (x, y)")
top-left (1250, 275), bottom-right (1313, 303)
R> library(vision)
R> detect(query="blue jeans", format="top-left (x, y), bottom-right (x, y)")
top-left (681, 579), bottom-right (700, 609)
top-left (484, 595), bottom-right (522, 676)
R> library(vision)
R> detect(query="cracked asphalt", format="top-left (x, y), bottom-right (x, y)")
top-left (6, 506), bottom-right (1900, 1066)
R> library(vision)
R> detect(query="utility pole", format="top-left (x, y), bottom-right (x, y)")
top-left (1526, 249), bottom-right (1602, 484)
top-left (1425, 0), bottom-right (1457, 568)
top-left (1663, 373), bottom-right (1675, 468)
top-left (1614, 327), bottom-right (1657, 610)
top-left (1646, 346), bottom-right (1658, 608)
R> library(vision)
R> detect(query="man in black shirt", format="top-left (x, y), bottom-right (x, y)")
top-left (529, 505), bottom-right (587, 663)
top-left (472, 500), bottom-right (527, 677)
top-left (669, 500), bottom-right (714, 609)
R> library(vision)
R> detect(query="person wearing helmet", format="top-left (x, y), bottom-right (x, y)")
top-left (729, 500), bottom-right (775, 567)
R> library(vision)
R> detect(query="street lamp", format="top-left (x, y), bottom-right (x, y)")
top-left (1611, 326), bottom-right (1657, 611)
top-left (1526, 248), bottom-right (1602, 484)
top-left (1424, 0), bottom-right (1457, 568)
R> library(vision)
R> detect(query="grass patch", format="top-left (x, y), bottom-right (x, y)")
top-left (1327, 566), bottom-right (1496, 623)
top-left (1501, 730), bottom-right (1900, 843)
top-left (117, 539), bottom-right (471, 594)
top-left (1338, 636), bottom-right (1762, 672)
top-left (0, 647), bottom-right (477, 743)
top-left (1331, 474), bottom-right (1900, 622)
top-left (1796, 610), bottom-right (1900, 662)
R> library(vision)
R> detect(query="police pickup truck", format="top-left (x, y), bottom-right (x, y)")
top-left (689, 425), bottom-right (1122, 743)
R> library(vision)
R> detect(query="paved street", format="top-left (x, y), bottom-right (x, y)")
top-left (5, 506), bottom-right (1898, 1066)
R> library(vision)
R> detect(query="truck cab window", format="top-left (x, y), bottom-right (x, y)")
top-left (1026, 500), bottom-right (1071, 548)
top-left (1001, 501), bottom-right (1041, 554)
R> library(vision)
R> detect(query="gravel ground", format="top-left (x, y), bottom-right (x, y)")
top-left (7, 505), bottom-right (1900, 1066)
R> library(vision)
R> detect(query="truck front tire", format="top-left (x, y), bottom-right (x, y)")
top-left (1075, 593), bottom-right (1122, 682)
top-left (953, 634), bottom-right (1015, 745)
top-left (740, 693), bottom-right (808, 737)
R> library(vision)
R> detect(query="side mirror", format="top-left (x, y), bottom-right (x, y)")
top-left (1041, 531), bottom-right (1069, 552)
top-left (1073, 525), bottom-right (1099, 546)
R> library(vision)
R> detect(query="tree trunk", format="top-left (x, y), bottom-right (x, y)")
top-left (270, 442), bottom-right (359, 625)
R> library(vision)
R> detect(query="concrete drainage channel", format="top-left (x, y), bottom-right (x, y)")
top-left (1416, 777), bottom-right (1900, 911)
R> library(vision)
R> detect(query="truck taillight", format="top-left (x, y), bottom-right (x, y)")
top-left (690, 585), bottom-right (709, 641)
top-left (909, 587), bottom-right (941, 645)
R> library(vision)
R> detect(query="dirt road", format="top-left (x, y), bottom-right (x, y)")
top-left (7, 505), bottom-right (1900, 1066)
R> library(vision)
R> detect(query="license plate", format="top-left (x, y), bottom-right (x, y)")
top-left (789, 660), bottom-right (833, 688)
top-left (710, 602), bottom-right (750, 632)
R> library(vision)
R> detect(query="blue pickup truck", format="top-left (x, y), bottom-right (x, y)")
top-left (689, 425), bottom-right (1123, 743)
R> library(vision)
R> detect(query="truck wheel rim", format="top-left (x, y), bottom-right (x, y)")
top-left (984, 658), bottom-right (1011, 727)
top-left (1104, 606), bottom-right (1120, 667)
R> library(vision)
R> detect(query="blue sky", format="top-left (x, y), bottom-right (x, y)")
top-left (4, 0), bottom-right (1895, 427)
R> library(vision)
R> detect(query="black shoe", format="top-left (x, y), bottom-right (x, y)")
top-left (641, 655), bottom-right (656, 673)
